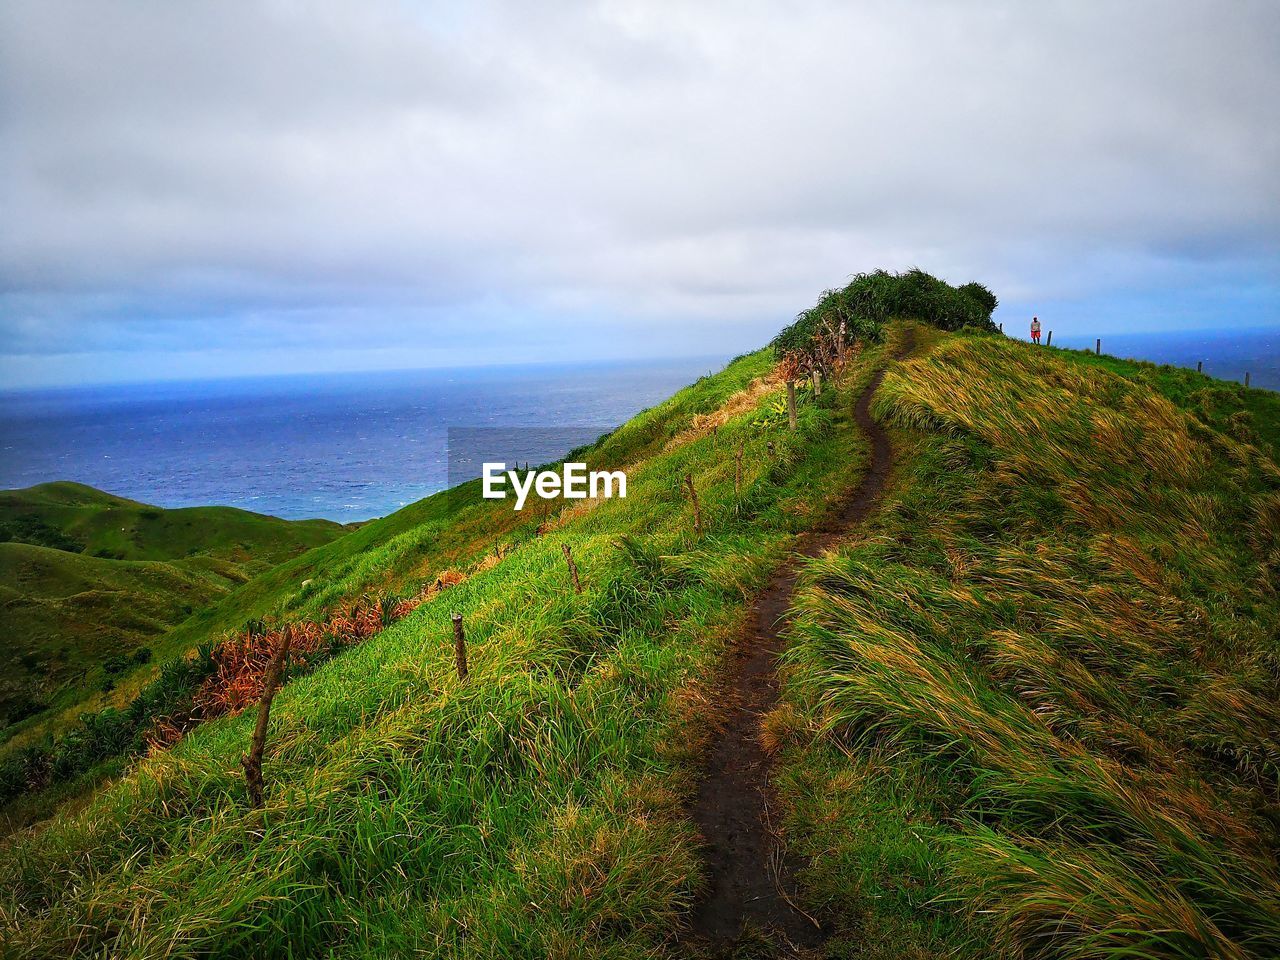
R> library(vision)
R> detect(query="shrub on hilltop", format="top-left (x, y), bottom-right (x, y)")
top-left (772, 268), bottom-right (998, 377)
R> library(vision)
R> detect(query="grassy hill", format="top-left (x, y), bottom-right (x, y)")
top-left (776, 330), bottom-right (1280, 957)
top-left (0, 483), bottom-right (346, 732)
top-left (1, 317), bottom-right (1277, 959)
top-left (0, 482), bottom-right (341, 563)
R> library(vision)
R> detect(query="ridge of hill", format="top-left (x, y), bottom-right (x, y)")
top-left (0, 482), bottom-right (342, 562)
top-left (775, 329), bottom-right (1280, 957)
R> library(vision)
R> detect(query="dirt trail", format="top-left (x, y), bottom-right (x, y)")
top-left (686, 332), bottom-right (912, 956)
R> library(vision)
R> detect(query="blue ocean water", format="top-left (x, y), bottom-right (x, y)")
top-left (0, 359), bottom-right (723, 523)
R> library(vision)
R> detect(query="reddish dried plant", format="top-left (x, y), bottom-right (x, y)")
top-left (195, 621), bottom-right (328, 720)
top-left (775, 352), bottom-right (807, 383)
top-left (147, 571), bottom-right (469, 752)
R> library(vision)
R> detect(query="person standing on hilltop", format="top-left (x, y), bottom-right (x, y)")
top-left (1030, 316), bottom-right (1042, 344)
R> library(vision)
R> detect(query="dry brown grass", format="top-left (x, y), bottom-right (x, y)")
top-left (663, 370), bottom-right (784, 453)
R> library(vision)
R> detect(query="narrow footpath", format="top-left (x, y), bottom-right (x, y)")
top-left (687, 330), bottom-right (914, 956)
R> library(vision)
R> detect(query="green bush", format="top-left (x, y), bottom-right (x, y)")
top-left (0, 684), bottom-right (48, 726)
top-left (0, 646), bottom-right (218, 806)
top-left (957, 281), bottom-right (998, 317)
top-left (0, 515), bottom-right (82, 553)
top-left (0, 743), bottom-right (51, 801)
top-left (772, 268), bottom-right (998, 366)
top-left (100, 646), bottom-right (153, 676)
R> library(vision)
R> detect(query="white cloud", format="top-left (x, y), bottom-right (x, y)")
top-left (1, 0), bottom-right (1277, 385)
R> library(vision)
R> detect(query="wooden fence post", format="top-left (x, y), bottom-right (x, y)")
top-left (241, 631), bottom-right (293, 809)
top-left (562, 543), bottom-right (582, 594)
top-left (1245, 372), bottom-right (1251, 388)
top-left (451, 613), bottom-right (468, 680)
top-left (734, 441), bottom-right (743, 496)
top-left (998, 322), bottom-right (1003, 333)
top-left (1096, 338), bottom-right (1101, 355)
top-left (1197, 360), bottom-right (1203, 373)
top-left (684, 473), bottom-right (702, 536)
top-left (1046, 330), bottom-right (1052, 347)
top-left (812, 368), bottom-right (822, 397)
top-left (786, 381), bottom-right (798, 431)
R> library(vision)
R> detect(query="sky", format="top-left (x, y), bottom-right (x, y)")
top-left (1, 0), bottom-right (1278, 389)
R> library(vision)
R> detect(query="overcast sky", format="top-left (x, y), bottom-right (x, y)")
top-left (2, 0), bottom-right (1277, 388)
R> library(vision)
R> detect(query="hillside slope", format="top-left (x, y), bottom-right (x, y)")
top-left (0, 337), bottom-right (888, 957)
top-left (2, 323), bottom-right (1278, 959)
top-left (776, 327), bottom-right (1280, 958)
top-left (0, 483), bottom-right (345, 731)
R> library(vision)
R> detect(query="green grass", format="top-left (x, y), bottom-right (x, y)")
top-left (773, 325), bottom-right (1280, 958)
top-left (0, 482), bottom-right (344, 563)
top-left (0, 342), bottom-right (886, 957)
top-left (5, 323), bottom-right (1277, 959)
top-left (1049, 347), bottom-right (1280, 463)
top-left (0, 484), bottom-right (346, 735)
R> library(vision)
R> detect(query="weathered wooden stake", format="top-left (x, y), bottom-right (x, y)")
top-left (684, 473), bottom-right (702, 535)
top-left (812, 368), bottom-right (822, 397)
top-left (786, 380), bottom-right (798, 431)
top-left (1197, 360), bottom-right (1203, 373)
top-left (241, 631), bottom-right (293, 808)
top-left (1095, 338), bottom-right (1101, 355)
top-left (1245, 372), bottom-right (1251, 388)
top-left (734, 441), bottom-right (743, 496)
top-left (1046, 330), bottom-right (1053, 347)
top-left (562, 543), bottom-right (582, 594)
top-left (999, 322), bottom-right (1003, 333)
top-left (451, 612), bottom-right (468, 680)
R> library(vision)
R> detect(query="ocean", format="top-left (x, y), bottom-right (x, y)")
top-left (2, 328), bottom-right (1276, 524)
top-left (0, 358), bottom-right (724, 523)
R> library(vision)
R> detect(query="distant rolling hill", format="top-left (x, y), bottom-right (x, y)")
top-left (0, 482), bottom-right (347, 731)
